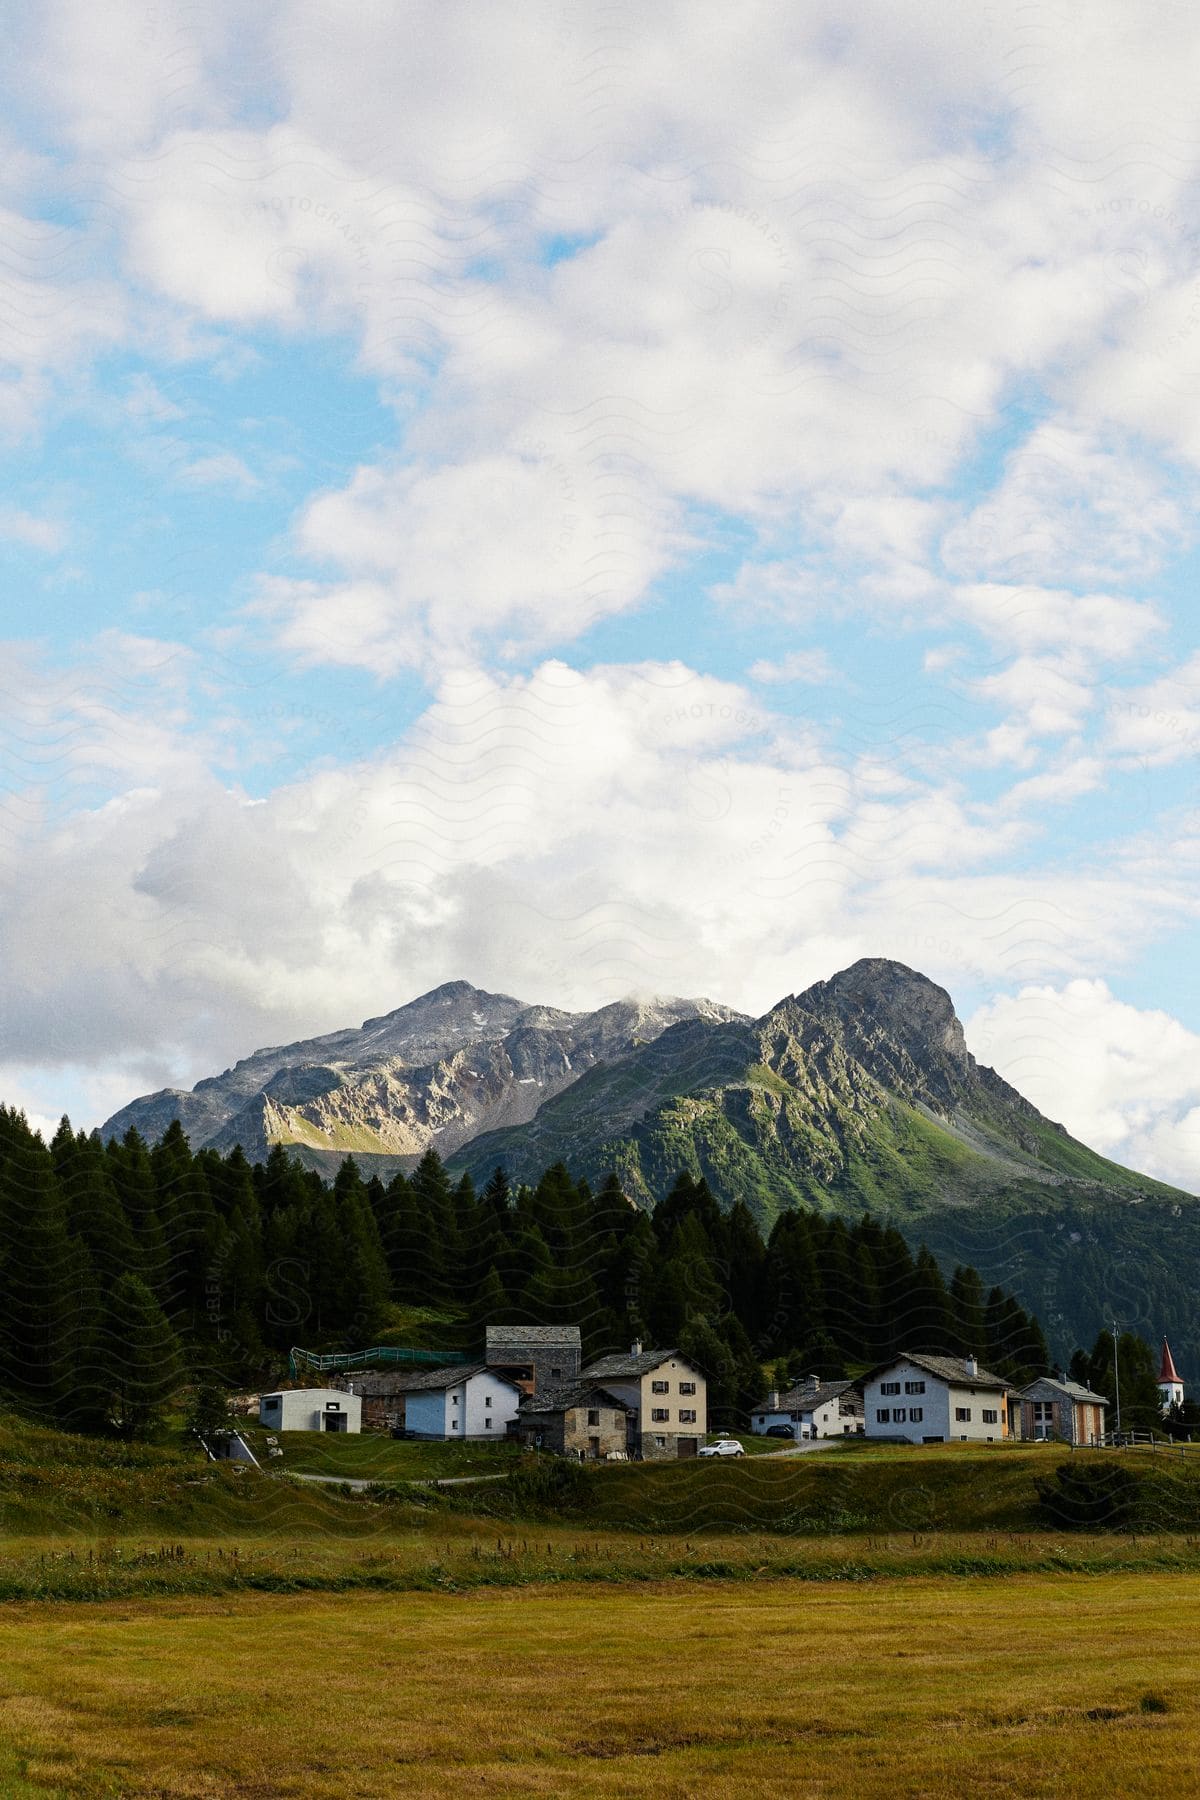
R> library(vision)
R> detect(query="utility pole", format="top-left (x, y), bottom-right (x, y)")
top-left (1112, 1320), bottom-right (1122, 1441)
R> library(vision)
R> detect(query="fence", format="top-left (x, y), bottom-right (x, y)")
top-left (288, 1345), bottom-right (468, 1377)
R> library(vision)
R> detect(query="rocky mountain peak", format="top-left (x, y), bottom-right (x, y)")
top-left (792, 958), bottom-right (972, 1112)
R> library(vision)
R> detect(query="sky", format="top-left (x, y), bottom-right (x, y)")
top-left (3, 0), bottom-right (1200, 1185)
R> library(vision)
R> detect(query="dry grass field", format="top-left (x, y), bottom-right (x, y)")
top-left (0, 1571), bottom-right (1197, 1797)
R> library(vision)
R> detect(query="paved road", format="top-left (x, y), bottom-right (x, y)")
top-left (284, 1469), bottom-right (510, 1492)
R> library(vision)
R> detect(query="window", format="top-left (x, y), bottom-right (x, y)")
top-left (485, 1396), bottom-right (492, 1408)
top-left (876, 1408), bottom-right (891, 1423)
top-left (893, 1408), bottom-right (907, 1423)
top-left (651, 1380), bottom-right (669, 1394)
top-left (550, 1367), bottom-right (562, 1380)
top-left (485, 1418), bottom-right (492, 1429)
top-left (679, 1381), bottom-right (696, 1395)
top-left (955, 1407), bottom-right (971, 1423)
top-left (587, 1409), bottom-right (599, 1427)
top-left (909, 1408), bottom-right (924, 1424)
top-left (451, 1419), bottom-right (458, 1431)
top-left (679, 1409), bottom-right (697, 1423)
top-left (904, 1380), bottom-right (926, 1395)
top-left (880, 1381), bottom-right (901, 1396)
top-left (651, 1408), bottom-right (669, 1422)
top-left (982, 1409), bottom-right (998, 1424)
top-left (654, 1436), bottom-right (666, 1448)
top-left (451, 1393), bottom-right (459, 1405)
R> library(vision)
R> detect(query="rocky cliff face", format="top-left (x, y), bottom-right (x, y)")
top-left (100, 981), bottom-right (745, 1163)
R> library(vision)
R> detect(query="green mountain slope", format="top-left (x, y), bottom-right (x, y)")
top-left (449, 959), bottom-right (1196, 1364)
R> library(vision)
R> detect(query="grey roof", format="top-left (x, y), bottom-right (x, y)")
top-left (518, 1382), bottom-right (630, 1416)
top-left (385, 1362), bottom-right (519, 1394)
top-left (582, 1347), bottom-right (693, 1381)
top-left (755, 1380), bottom-right (858, 1415)
top-left (486, 1326), bottom-right (582, 1349)
top-left (866, 1352), bottom-right (1011, 1392)
top-left (1020, 1375), bottom-right (1108, 1406)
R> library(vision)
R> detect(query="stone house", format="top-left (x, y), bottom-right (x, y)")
top-left (751, 1375), bottom-right (863, 1440)
top-left (1017, 1375), bottom-right (1107, 1446)
top-left (338, 1371), bottom-right (413, 1432)
top-left (485, 1325), bottom-right (582, 1396)
top-left (580, 1342), bottom-right (707, 1459)
top-left (862, 1352), bottom-right (1012, 1445)
top-left (515, 1383), bottom-right (631, 1458)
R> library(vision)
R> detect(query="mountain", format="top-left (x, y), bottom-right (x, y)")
top-left (100, 981), bottom-right (745, 1171)
top-left (444, 958), bottom-right (1197, 1366)
top-left (102, 959), bottom-right (1200, 1365)
top-left (449, 958), bottom-right (1176, 1214)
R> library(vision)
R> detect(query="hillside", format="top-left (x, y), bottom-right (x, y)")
top-left (450, 959), bottom-right (1184, 1222)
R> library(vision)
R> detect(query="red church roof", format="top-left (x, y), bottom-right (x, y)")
top-left (1160, 1338), bottom-right (1181, 1384)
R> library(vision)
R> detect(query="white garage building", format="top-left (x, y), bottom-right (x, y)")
top-left (259, 1388), bottom-right (363, 1433)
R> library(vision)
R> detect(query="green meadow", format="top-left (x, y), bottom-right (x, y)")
top-left (3, 1414), bottom-right (1200, 1793)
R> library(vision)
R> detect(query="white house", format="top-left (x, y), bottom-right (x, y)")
top-left (751, 1376), bottom-right (863, 1440)
top-left (861, 1353), bottom-right (1012, 1445)
top-left (392, 1363), bottom-right (521, 1440)
top-left (259, 1388), bottom-right (363, 1434)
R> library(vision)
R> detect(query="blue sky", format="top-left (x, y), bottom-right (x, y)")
top-left (3, 1), bottom-right (1200, 1186)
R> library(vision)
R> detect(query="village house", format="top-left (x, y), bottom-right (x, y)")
top-left (751, 1375), bottom-right (863, 1440)
top-left (259, 1389), bottom-right (363, 1434)
top-left (337, 1370), bottom-right (414, 1432)
top-left (389, 1364), bottom-right (521, 1440)
top-left (516, 1382), bottom-right (631, 1459)
top-left (1017, 1374), bottom-right (1108, 1445)
top-left (485, 1325), bottom-right (581, 1396)
top-left (580, 1342), bottom-right (707, 1459)
top-left (861, 1353), bottom-right (1012, 1445)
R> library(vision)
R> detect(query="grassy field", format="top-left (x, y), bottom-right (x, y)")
top-left (242, 1424), bottom-right (522, 1481)
top-left (0, 1571), bottom-right (1197, 1796)
top-left (457, 1436), bottom-right (1200, 1534)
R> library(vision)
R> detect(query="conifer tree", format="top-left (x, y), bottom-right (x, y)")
top-left (103, 1272), bottom-right (181, 1439)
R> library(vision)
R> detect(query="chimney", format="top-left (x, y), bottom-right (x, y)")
top-left (805, 1373), bottom-right (820, 1391)
top-left (768, 1388), bottom-right (780, 1410)
top-left (964, 1355), bottom-right (978, 1378)
top-left (631, 1339), bottom-right (642, 1358)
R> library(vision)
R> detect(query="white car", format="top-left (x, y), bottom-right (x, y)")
top-left (697, 1437), bottom-right (745, 1458)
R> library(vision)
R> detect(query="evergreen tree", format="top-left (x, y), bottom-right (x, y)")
top-left (103, 1273), bottom-right (181, 1439)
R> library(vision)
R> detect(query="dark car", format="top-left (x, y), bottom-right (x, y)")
top-left (764, 1424), bottom-right (795, 1439)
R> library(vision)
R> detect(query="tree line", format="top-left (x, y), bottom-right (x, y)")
top-left (0, 1106), bottom-right (1055, 1436)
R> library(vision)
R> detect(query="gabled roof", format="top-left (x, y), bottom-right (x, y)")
top-left (863, 1351), bottom-right (1010, 1392)
top-left (486, 1326), bottom-right (582, 1350)
top-left (754, 1379), bottom-right (858, 1415)
top-left (581, 1347), bottom-right (695, 1381)
top-left (518, 1382), bottom-right (630, 1416)
top-left (1019, 1375), bottom-right (1108, 1407)
top-left (387, 1363), bottom-right (519, 1394)
top-left (1161, 1338), bottom-right (1182, 1384)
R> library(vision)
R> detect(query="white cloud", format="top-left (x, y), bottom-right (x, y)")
top-left (0, 507), bottom-right (66, 552)
top-left (941, 423), bottom-right (1189, 589)
top-left (968, 979), bottom-right (1200, 1191)
top-left (748, 650), bottom-right (834, 685)
top-left (179, 451), bottom-right (262, 494)
top-left (265, 452), bottom-right (682, 671)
